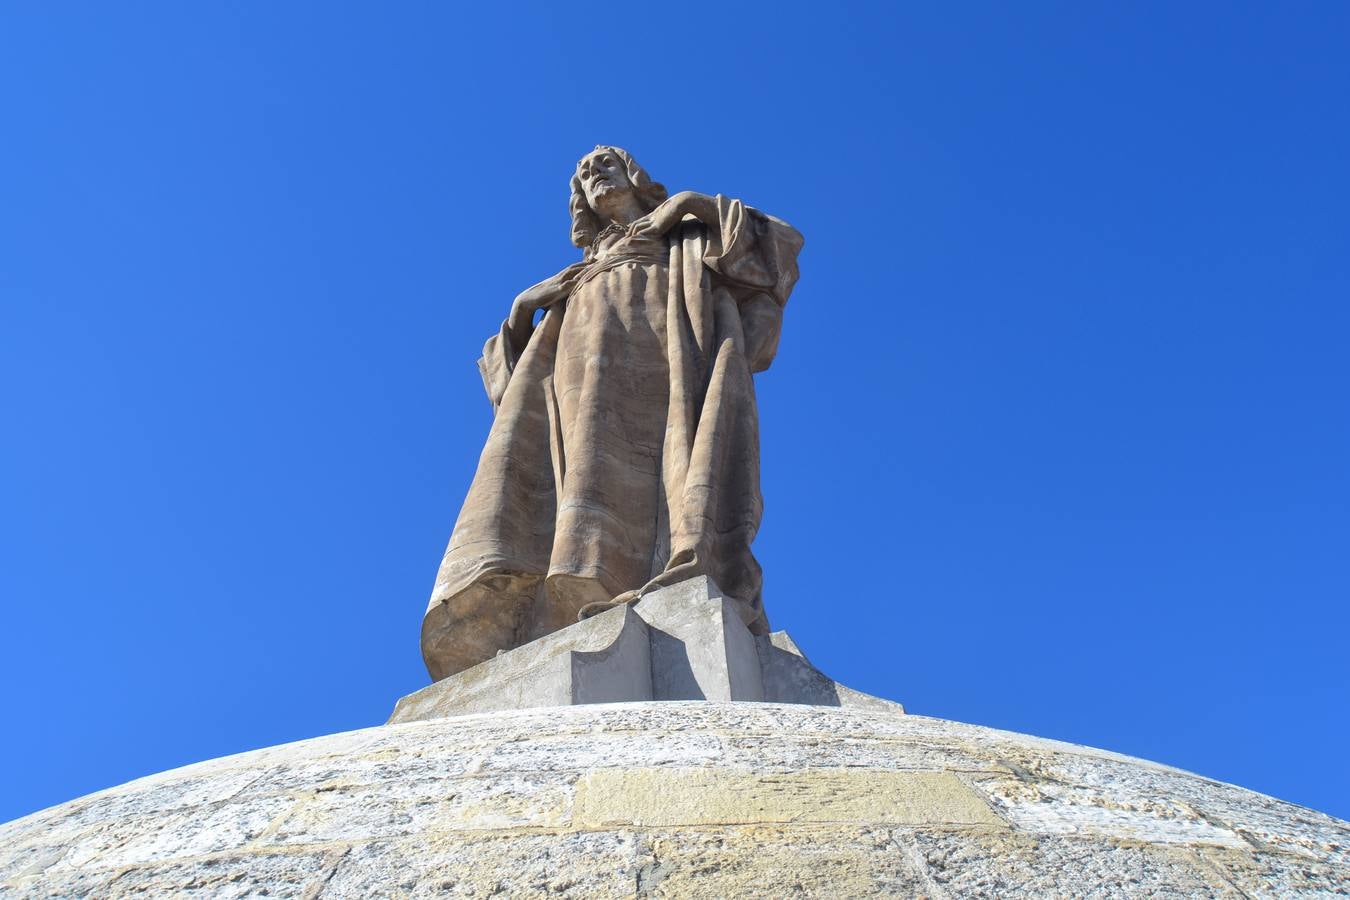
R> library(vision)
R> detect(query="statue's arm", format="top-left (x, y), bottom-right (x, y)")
top-left (638, 192), bottom-right (803, 306)
top-left (636, 192), bottom-right (802, 374)
top-left (505, 262), bottom-right (587, 352)
top-left (632, 191), bottom-right (719, 236)
top-left (477, 262), bottom-right (588, 410)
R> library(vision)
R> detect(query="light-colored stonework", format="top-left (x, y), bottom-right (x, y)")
top-left (2, 703), bottom-right (1346, 897)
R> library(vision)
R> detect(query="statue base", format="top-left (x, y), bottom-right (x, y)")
top-left (389, 576), bottom-right (902, 723)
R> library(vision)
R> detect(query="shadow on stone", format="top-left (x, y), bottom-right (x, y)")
top-left (757, 635), bottom-right (842, 706)
top-left (648, 629), bottom-right (707, 701)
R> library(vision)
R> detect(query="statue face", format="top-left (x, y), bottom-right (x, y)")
top-left (577, 150), bottom-right (634, 211)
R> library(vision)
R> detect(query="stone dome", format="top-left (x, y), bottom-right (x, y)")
top-left (1, 702), bottom-right (1346, 897)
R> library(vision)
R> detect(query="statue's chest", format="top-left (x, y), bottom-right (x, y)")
top-left (594, 228), bottom-right (668, 261)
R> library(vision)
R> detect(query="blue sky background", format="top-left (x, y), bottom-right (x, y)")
top-left (2, 3), bottom-right (1347, 824)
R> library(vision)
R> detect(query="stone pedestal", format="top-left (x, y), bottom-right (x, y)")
top-left (390, 576), bottom-right (901, 724)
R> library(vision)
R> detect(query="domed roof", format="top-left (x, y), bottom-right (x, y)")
top-left (1, 702), bottom-right (1346, 896)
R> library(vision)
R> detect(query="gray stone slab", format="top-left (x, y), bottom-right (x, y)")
top-left (390, 576), bottom-right (902, 723)
top-left (634, 576), bottom-right (764, 701)
top-left (391, 603), bottom-right (651, 723)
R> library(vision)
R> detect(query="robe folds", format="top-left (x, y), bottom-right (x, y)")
top-left (422, 196), bottom-right (803, 680)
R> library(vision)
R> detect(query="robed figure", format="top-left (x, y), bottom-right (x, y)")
top-left (422, 147), bottom-right (803, 680)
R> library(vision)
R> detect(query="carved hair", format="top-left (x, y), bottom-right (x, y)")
top-left (569, 146), bottom-right (668, 253)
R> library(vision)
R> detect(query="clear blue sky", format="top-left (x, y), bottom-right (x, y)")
top-left (2, 3), bottom-right (1347, 824)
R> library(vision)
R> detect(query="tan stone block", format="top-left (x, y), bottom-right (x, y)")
top-left (573, 767), bottom-right (1005, 829)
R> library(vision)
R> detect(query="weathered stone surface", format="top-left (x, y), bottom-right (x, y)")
top-left (259, 773), bottom-right (576, 845)
top-left (393, 576), bottom-right (903, 723)
top-left (1202, 845), bottom-right (1350, 897)
top-left (902, 829), bottom-right (1242, 898)
top-left (633, 826), bottom-right (929, 898)
top-left (2, 703), bottom-right (1347, 897)
top-left (3, 848), bottom-right (339, 899)
top-left (969, 772), bottom-right (1251, 848)
top-left (321, 832), bottom-right (642, 898)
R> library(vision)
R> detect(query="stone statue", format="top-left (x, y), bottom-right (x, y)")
top-left (422, 146), bottom-right (803, 680)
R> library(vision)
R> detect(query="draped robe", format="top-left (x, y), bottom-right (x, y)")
top-left (422, 196), bottom-right (803, 680)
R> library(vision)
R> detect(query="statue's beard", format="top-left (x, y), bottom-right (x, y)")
top-left (591, 182), bottom-right (632, 207)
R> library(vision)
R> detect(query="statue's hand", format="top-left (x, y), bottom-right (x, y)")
top-left (516, 266), bottom-right (577, 308)
top-left (506, 295), bottom-right (538, 343)
top-left (507, 264), bottom-right (586, 348)
top-left (632, 191), bottom-right (715, 236)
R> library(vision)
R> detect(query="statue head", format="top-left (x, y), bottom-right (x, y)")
top-left (569, 146), bottom-right (667, 251)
